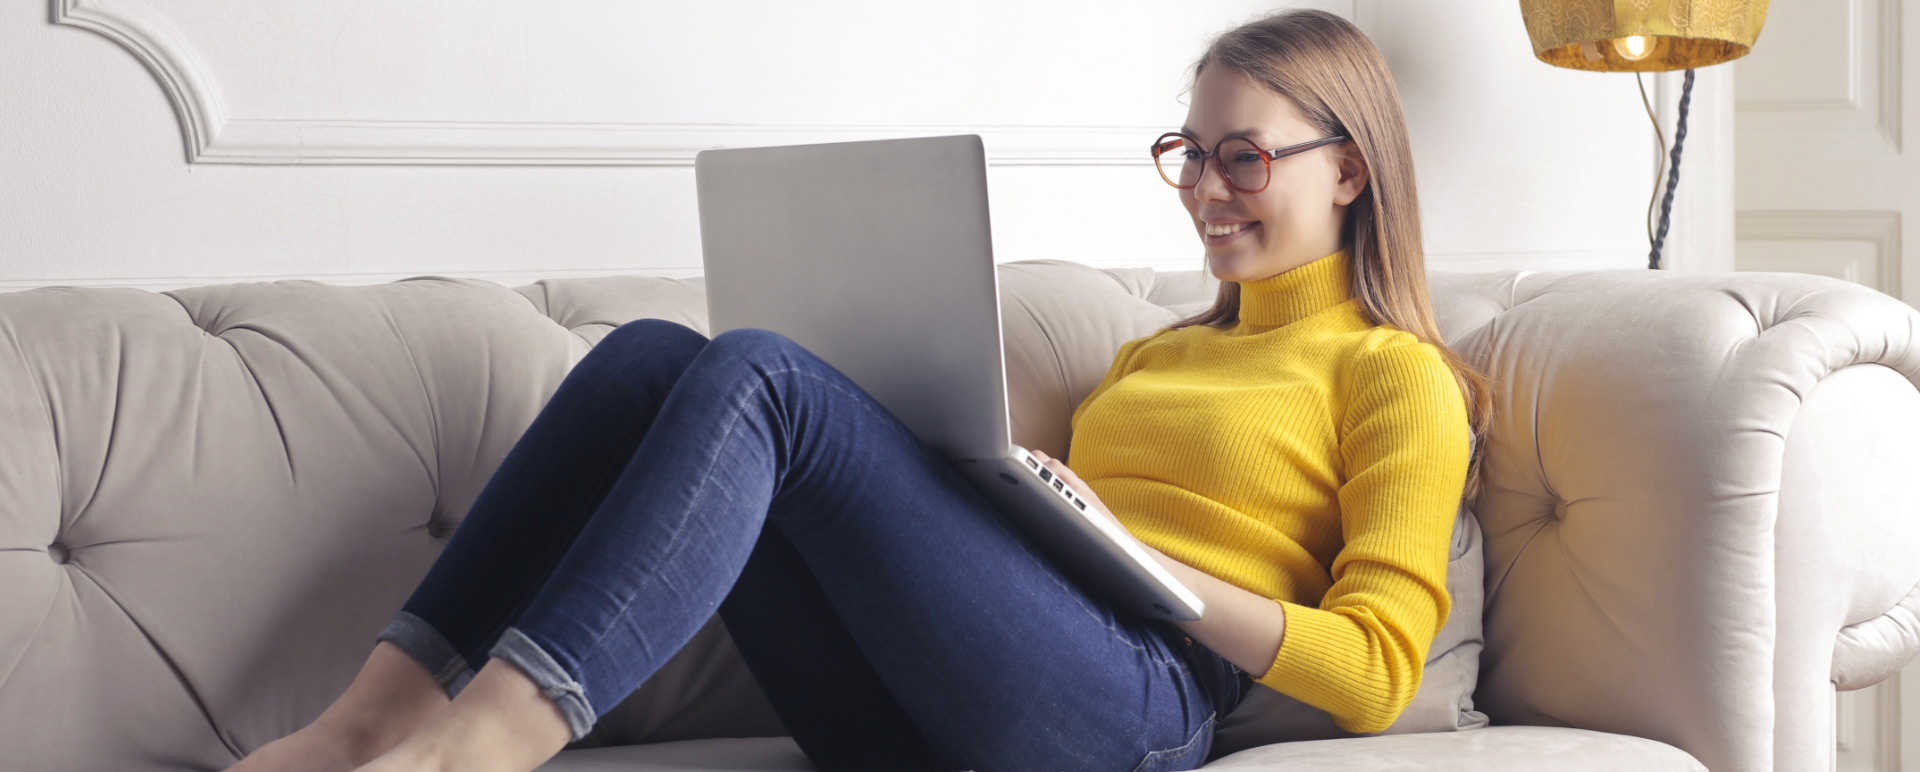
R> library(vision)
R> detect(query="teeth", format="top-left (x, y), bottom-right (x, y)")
top-left (1205, 221), bottom-right (1253, 237)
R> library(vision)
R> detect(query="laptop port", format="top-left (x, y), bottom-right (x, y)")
top-left (1052, 479), bottom-right (1064, 491)
top-left (1024, 456), bottom-right (1039, 469)
top-left (1073, 499), bottom-right (1087, 510)
top-left (1038, 468), bottom-right (1053, 482)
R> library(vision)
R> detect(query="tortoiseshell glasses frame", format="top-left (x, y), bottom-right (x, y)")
top-left (1150, 131), bottom-right (1350, 193)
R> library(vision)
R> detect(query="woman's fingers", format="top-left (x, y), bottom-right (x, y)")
top-left (1031, 451), bottom-right (1093, 500)
top-left (1036, 452), bottom-right (1083, 485)
top-left (1028, 450), bottom-right (1134, 533)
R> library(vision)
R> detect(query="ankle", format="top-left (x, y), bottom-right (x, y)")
top-left (408, 661), bottom-right (573, 772)
top-left (317, 649), bottom-right (454, 764)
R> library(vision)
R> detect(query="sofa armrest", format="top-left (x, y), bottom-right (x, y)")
top-left (1424, 268), bottom-right (1920, 772)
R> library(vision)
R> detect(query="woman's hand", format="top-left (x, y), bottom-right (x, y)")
top-left (1029, 450), bottom-right (1130, 536)
top-left (1034, 451), bottom-right (1287, 675)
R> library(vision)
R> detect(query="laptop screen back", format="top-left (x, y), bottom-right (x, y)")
top-left (694, 134), bottom-right (1012, 460)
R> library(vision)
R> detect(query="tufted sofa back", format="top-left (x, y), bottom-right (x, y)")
top-left (2, 260), bottom-right (1918, 772)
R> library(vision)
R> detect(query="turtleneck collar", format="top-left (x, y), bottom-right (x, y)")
top-left (1235, 247), bottom-right (1354, 330)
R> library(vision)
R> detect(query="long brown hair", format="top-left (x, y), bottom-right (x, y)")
top-left (1168, 8), bottom-right (1493, 505)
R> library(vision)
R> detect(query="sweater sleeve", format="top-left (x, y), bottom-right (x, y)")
top-left (1254, 336), bottom-right (1471, 733)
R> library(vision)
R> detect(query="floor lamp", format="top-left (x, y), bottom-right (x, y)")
top-left (1517, 1), bottom-right (1771, 269)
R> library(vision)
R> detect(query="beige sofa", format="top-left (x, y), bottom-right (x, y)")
top-left (1, 258), bottom-right (1917, 772)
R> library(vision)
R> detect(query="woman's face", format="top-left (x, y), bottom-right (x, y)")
top-left (1176, 66), bottom-right (1368, 283)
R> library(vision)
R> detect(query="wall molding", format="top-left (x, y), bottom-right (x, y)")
top-left (50, 0), bottom-right (1160, 166)
top-left (1735, 0), bottom-right (1901, 152)
top-left (1834, 677), bottom-right (1903, 772)
top-left (206, 120), bottom-right (1162, 166)
top-left (50, 0), bottom-right (224, 164)
top-left (0, 266), bottom-right (707, 294)
top-left (1735, 210), bottom-right (1903, 295)
top-left (0, 249), bottom-right (1645, 295)
top-left (1875, 0), bottom-right (1902, 152)
top-left (1736, 0), bottom-right (1866, 113)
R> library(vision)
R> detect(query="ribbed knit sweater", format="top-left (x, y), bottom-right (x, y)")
top-left (1066, 247), bottom-right (1471, 733)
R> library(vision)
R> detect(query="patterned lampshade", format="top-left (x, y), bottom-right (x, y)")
top-left (1518, 0), bottom-right (1771, 72)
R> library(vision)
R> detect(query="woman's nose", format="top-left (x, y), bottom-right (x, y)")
top-left (1192, 159), bottom-right (1234, 202)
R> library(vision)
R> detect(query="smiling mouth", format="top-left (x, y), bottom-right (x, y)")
top-left (1204, 221), bottom-right (1256, 237)
top-left (1203, 221), bottom-right (1261, 246)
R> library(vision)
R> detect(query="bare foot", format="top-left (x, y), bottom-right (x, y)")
top-left (225, 717), bottom-right (364, 772)
top-left (351, 659), bottom-right (572, 772)
top-left (350, 706), bottom-right (525, 772)
top-left (230, 642), bottom-right (455, 771)
top-left (348, 714), bottom-right (474, 772)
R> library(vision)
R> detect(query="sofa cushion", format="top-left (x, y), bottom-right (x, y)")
top-left (992, 259), bottom-right (1197, 460)
top-left (0, 278), bottom-right (585, 770)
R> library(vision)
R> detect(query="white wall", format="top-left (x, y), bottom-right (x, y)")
top-left (0, 0), bottom-right (1713, 292)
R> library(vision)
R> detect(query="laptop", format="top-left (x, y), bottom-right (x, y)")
top-left (693, 134), bottom-right (1203, 621)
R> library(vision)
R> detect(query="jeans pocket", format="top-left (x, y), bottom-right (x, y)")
top-left (1128, 711), bottom-right (1217, 772)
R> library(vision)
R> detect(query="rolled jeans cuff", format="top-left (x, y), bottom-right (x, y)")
top-left (374, 611), bottom-right (477, 698)
top-left (489, 626), bottom-right (597, 742)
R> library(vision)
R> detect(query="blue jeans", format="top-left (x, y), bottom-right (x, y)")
top-left (375, 318), bottom-right (1252, 772)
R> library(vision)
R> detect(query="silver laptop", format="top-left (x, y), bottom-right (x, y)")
top-left (693, 134), bottom-right (1203, 621)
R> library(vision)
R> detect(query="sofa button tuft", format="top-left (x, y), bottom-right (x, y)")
top-left (48, 543), bottom-right (69, 564)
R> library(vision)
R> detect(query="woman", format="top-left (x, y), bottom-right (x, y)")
top-left (231, 8), bottom-right (1489, 772)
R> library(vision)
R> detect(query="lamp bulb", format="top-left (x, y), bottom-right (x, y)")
top-left (1612, 35), bottom-right (1651, 61)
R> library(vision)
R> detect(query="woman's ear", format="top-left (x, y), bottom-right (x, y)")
top-left (1332, 141), bottom-right (1368, 207)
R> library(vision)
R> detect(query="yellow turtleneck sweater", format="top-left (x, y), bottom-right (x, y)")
top-left (1066, 247), bottom-right (1471, 734)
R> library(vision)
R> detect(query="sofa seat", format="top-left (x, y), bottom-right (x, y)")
top-left (534, 726), bottom-right (1705, 771)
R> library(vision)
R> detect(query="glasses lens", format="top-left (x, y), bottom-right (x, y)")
top-left (1217, 137), bottom-right (1268, 191)
top-left (1153, 135), bottom-right (1201, 188)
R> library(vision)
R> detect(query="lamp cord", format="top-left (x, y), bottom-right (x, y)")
top-left (1646, 68), bottom-right (1695, 270)
top-left (1634, 73), bottom-right (1667, 254)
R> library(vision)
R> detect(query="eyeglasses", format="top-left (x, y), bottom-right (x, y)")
top-left (1150, 131), bottom-right (1350, 193)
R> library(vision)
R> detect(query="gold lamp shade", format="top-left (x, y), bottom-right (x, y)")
top-left (1519, 0), bottom-right (1770, 72)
